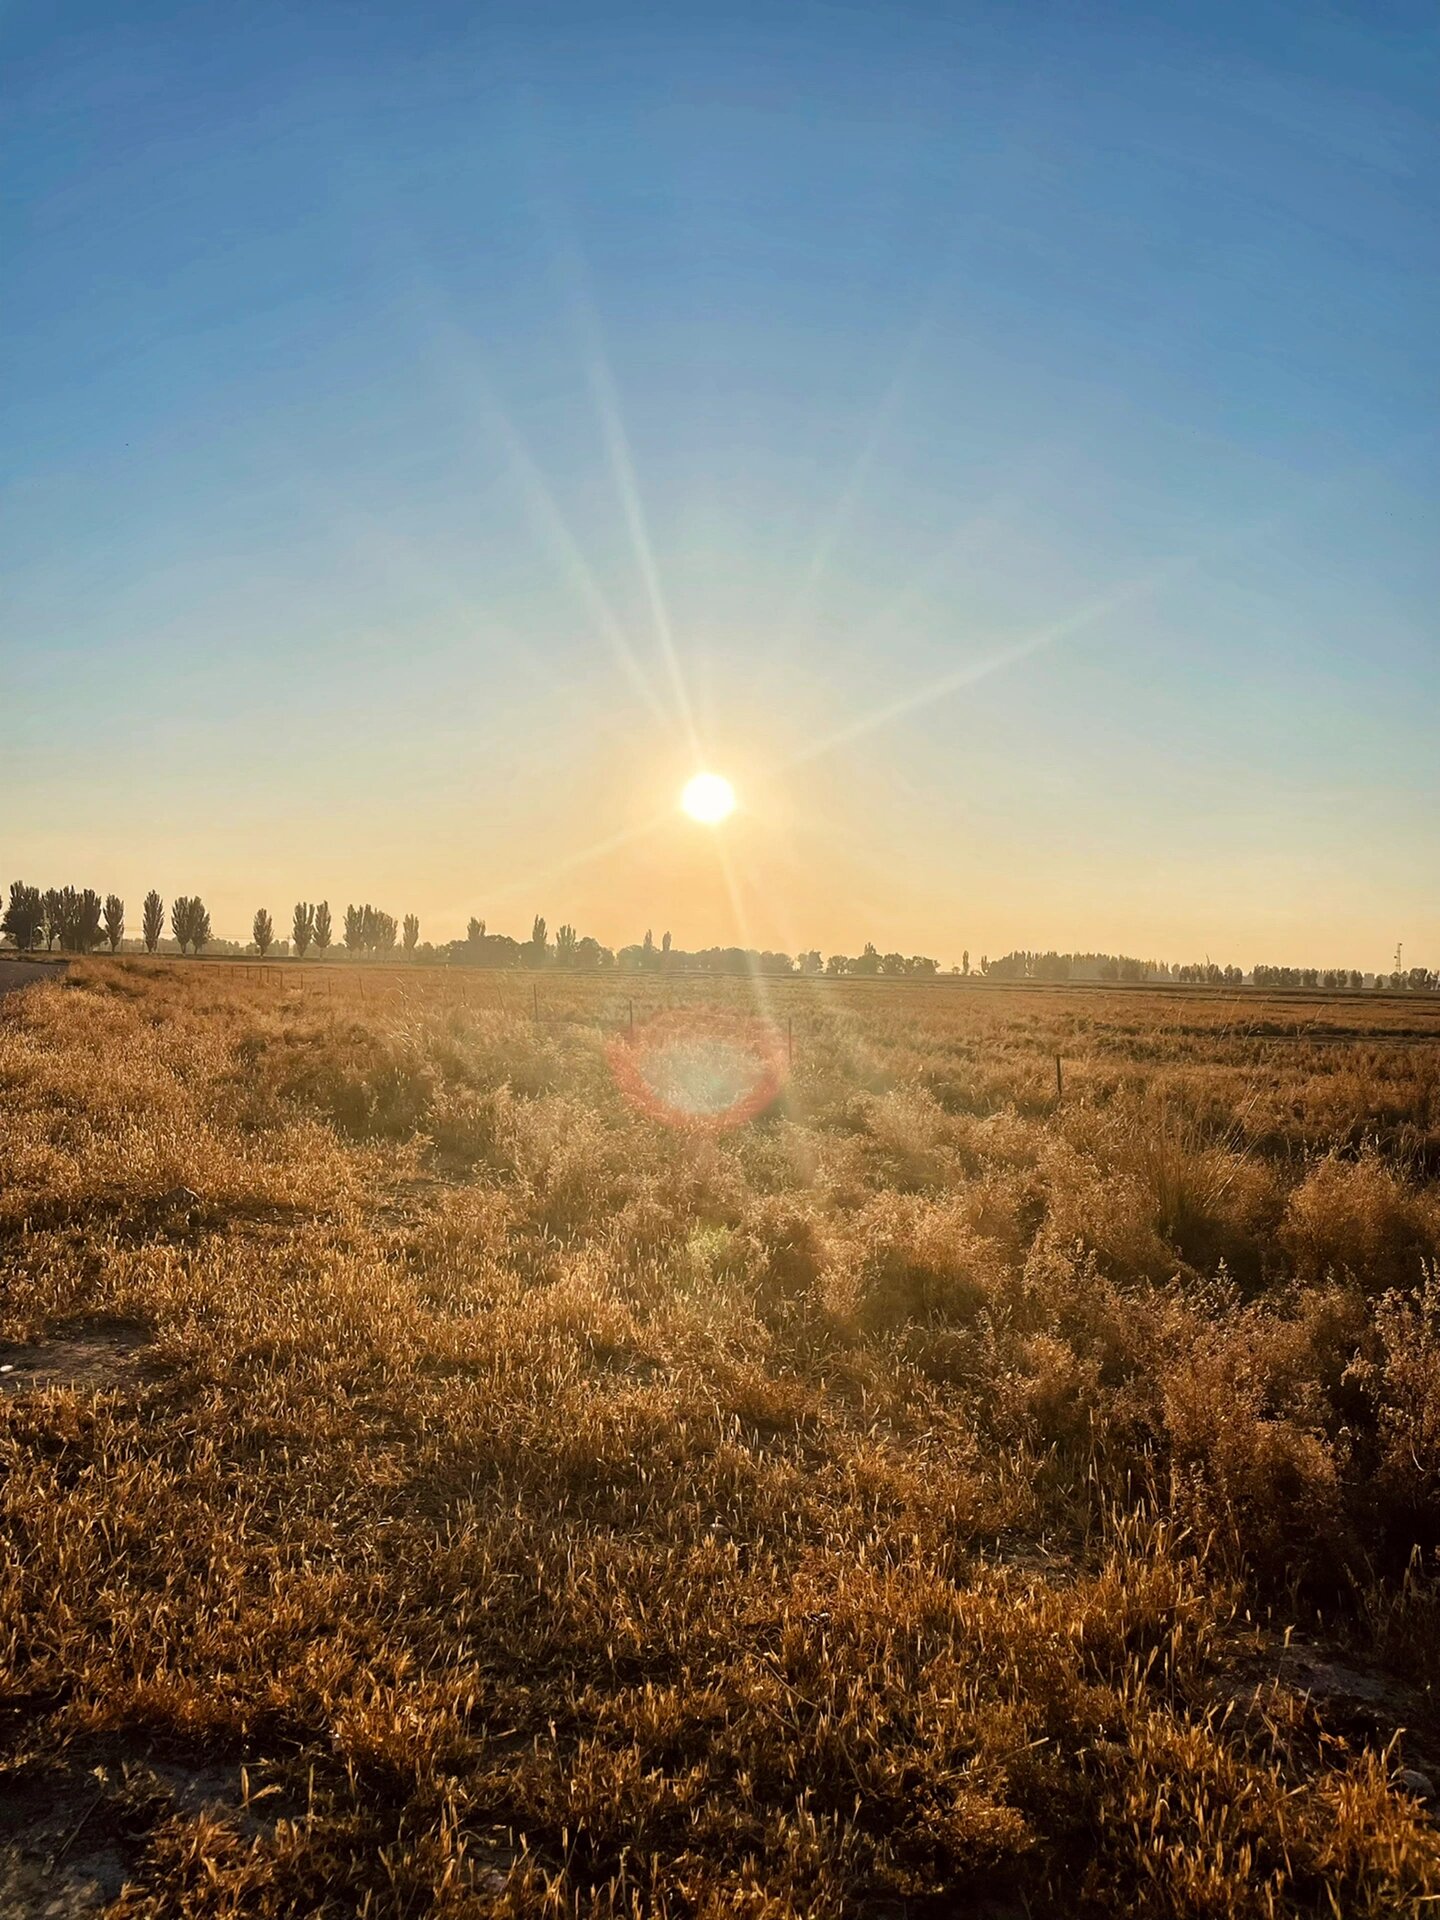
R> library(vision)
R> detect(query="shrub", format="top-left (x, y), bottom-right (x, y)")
top-left (1282, 1153), bottom-right (1435, 1291)
top-left (844, 1192), bottom-right (995, 1332)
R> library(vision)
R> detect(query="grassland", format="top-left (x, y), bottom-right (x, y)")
top-left (3, 960), bottom-right (1440, 1916)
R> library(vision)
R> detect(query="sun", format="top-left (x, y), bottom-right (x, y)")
top-left (681, 771), bottom-right (736, 825)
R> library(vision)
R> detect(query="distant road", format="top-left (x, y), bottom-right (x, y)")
top-left (0, 959), bottom-right (66, 1001)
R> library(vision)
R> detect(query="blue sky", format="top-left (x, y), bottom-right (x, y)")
top-left (3, 1), bottom-right (1436, 963)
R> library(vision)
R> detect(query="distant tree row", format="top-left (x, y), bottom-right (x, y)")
top-left (249, 903), bottom-right (424, 958)
top-left (3, 884), bottom-right (218, 957)
top-left (1374, 968), bottom-right (1438, 993)
top-left (1252, 964), bottom-right (1363, 990)
top-left (978, 950), bottom-right (1162, 983)
top-left (971, 951), bottom-right (1439, 992)
top-left (4, 880), bottom-right (1436, 987)
top-left (437, 921), bottom-right (945, 977)
top-left (3, 884), bottom-right (112, 954)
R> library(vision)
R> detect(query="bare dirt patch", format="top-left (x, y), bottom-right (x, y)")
top-left (0, 1321), bottom-right (151, 1396)
top-left (0, 1763), bottom-right (129, 1920)
top-left (0, 1748), bottom-right (288, 1918)
top-left (1213, 1632), bottom-right (1440, 1794)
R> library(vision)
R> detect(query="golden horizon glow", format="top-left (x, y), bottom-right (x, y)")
top-left (681, 771), bottom-right (737, 825)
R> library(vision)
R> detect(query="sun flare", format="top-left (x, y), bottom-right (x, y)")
top-left (680, 771), bottom-right (736, 825)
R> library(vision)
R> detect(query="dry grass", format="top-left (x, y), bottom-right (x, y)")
top-left (2, 961), bottom-right (1439, 1915)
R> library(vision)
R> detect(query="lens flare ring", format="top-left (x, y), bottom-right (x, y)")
top-left (608, 1010), bottom-right (786, 1131)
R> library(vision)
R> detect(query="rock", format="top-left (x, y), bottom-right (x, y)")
top-left (1397, 1767), bottom-right (1437, 1807)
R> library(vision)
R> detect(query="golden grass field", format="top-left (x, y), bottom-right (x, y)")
top-left (3, 958), bottom-right (1440, 1916)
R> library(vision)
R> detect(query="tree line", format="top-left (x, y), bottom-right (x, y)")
top-left (3, 880), bottom-right (1435, 988)
top-left (969, 949), bottom-right (1438, 991)
top-left (445, 921), bottom-right (947, 976)
top-left (2, 884), bottom-right (213, 955)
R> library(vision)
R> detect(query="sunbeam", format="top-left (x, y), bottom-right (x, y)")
top-left (481, 805), bottom-right (677, 910)
top-left (298, 138), bottom-right (681, 744)
top-left (526, 167), bottom-right (706, 759)
top-left (783, 309), bottom-right (937, 635)
top-left (788, 559), bottom-right (1185, 770)
top-left (461, 363), bottom-right (678, 736)
top-left (259, 458), bottom-right (587, 711)
top-left (578, 324), bottom-right (703, 760)
top-left (710, 830), bottom-right (783, 1035)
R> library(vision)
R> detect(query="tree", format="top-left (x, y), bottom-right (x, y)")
top-left (962, 950), bottom-right (970, 976)
top-left (58, 889), bottom-right (103, 954)
top-left (852, 942), bottom-right (880, 977)
top-left (2, 883), bottom-right (44, 951)
top-left (641, 928), bottom-right (657, 971)
top-left (555, 923), bottom-right (577, 967)
top-left (170, 897), bottom-right (210, 956)
top-left (53, 889), bottom-right (76, 951)
top-left (292, 903), bottom-right (314, 958)
top-left (403, 913), bottom-right (419, 955)
top-left (142, 891), bottom-right (164, 954)
top-left (576, 935), bottom-right (602, 968)
top-left (348, 905), bottom-right (396, 956)
top-left (825, 954), bottom-right (847, 977)
top-left (528, 915), bottom-right (548, 967)
top-left (466, 917), bottom-right (485, 946)
top-left (253, 908), bottom-right (274, 957)
top-left (103, 894), bottom-right (124, 952)
top-left (313, 901), bottom-right (332, 955)
top-left (800, 950), bottom-right (823, 975)
top-left (41, 889), bottom-right (64, 951)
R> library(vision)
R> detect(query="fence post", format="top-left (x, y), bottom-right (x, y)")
top-left (1055, 1054), bottom-right (1064, 1101)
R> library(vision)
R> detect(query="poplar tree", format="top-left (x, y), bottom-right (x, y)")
top-left (170, 897), bottom-right (211, 955)
top-left (59, 889), bottom-right (103, 953)
top-left (2, 883), bottom-right (44, 951)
